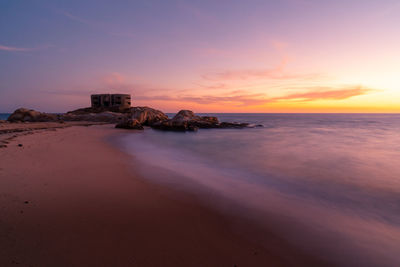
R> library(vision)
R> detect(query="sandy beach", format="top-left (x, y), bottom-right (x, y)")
top-left (0, 124), bottom-right (324, 267)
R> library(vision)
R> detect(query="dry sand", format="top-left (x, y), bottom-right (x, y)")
top-left (0, 124), bottom-right (323, 266)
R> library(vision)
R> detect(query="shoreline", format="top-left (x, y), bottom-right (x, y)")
top-left (0, 124), bottom-right (325, 266)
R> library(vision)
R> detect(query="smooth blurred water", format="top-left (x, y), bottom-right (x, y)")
top-left (0, 113), bottom-right (10, 120)
top-left (117, 114), bottom-right (400, 266)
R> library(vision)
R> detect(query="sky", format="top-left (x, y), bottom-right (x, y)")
top-left (1, 0), bottom-right (399, 113)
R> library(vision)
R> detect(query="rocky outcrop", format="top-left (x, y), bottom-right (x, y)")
top-left (61, 111), bottom-right (127, 123)
top-left (66, 106), bottom-right (131, 115)
top-left (151, 110), bottom-right (252, 131)
top-left (115, 119), bottom-right (144, 130)
top-left (129, 107), bottom-right (169, 125)
top-left (7, 108), bottom-right (59, 122)
top-left (62, 106), bottom-right (168, 125)
top-left (170, 110), bottom-right (199, 122)
top-left (218, 122), bottom-right (250, 128)
top-left (151, 120), bottom-right (199, 131)
top-left (6, 107), bottom-right (261, 131)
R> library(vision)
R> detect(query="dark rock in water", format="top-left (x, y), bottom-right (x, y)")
top-left (8, 108), bottom-right (59, 122)
top-left (217, 122), bottom-right (249, 128)
top-left (129, 106), bottom-right (169, 126)
top-left (152, 120), bottom-right (199, 132)
top-left (171, 110), bottom-right (219, 127)
top-left (152, 110), bottom-right (218, 131)
top-left (171, 110), bottom-right (200, 123)
top-left (18, 144), bottom-right (23, 147)
top-left (115, 119), bottom-right (144, 130)
top-left (151, 110), bottom-right (254, 131)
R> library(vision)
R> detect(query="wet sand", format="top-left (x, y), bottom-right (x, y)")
top-left (0, 124), bottom-right (324, 266)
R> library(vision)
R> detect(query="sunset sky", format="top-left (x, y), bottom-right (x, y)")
top-left (1, 0), bottom-right (399, 113)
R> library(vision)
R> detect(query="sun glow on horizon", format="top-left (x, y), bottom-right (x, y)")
top-left (0, 0), bottom-right (399, 113)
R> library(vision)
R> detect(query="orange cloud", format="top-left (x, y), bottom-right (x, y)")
top-left (272, 86), bottom-right (373, 102)
top-left (202, 58), bottom-right (320, 81)
top-left (135, 85), bottom-right (374, 107)
top-left (135, 92), bottom-right (267, 106)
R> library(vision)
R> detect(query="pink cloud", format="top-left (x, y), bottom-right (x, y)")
top-left (272, 86), bottom-right (372, 102)
top-left (0, 44), bottom-right (52, 52)
top-left (201, 54), bottom-right (322, 81)
top-left (202, 67), bottom-right (320, 81)
top-left (102, 72), bottom-right (125, 85)
top-left (134, 86), bottom-right (374, 107)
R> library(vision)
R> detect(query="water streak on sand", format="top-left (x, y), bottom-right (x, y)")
top-left (117, 113), bottom-right (400, 267)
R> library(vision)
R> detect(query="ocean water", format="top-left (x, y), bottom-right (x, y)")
top-left (0, 113), bottom-right (10, 120)
top-left (117, 114), bottom-right (400, 266)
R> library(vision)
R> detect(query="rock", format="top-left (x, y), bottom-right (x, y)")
top-left (172, 110), bottom-right (220, 128)
top-left (115, 119), bottom-right (144, 130)
top-left (63, 106), bottom-right (130, 123)
top-left (129, 107), bottom-right (169, 125)
top-left (66, 106), bottom-right (131, 115)
top-left (61, 111), bottom-right (128, 123)
top-left (0, 120), bottom-right (6, 123)
top-left (7, 108), bottom-right (59, 122)
top-left (152, 110), bottom-right (220, 131)
top-left (151, 110), bottom-right (217, 131)
top-left (152, 120), bottom-right (199, 131)
top-left (18, 144), bottom-right (23, 147)
top-left (151, 110), bottom-right (255, 131)
top-left (63, 106), bottom-right (168, 125)
top-left (217, 122), bottom-right (249, 128)
top-left (170, 110), bottom-right (200, 123)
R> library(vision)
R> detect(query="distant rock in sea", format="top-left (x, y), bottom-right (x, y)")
top-left (7, 108), bottom-right (58, 122)
top-left (152, 110), bottom-right (251, 131)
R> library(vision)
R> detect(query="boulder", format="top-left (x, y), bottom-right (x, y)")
top-left (151, 110), bottom-right (218, 131)
top-left (152, 120), bottom-right (199, 131)
top-left (151, 110), bottom-right (258, 131)
top-left (61, 111), bottom-right (128, 123)
top-left (170, 110), bottom-right (200, 123)
top-left (217, 122), bottom-right (249, 128)
top-left (7, 108), bottom-right (58, 122)
top-left (172, 110), bottom-right (220, 128)
top-left (129, 107), bottom-right (169, 125)
top-left (170, 110), bottom-right (218, 125)
top-left (115, 119), bottom-right (144, 130)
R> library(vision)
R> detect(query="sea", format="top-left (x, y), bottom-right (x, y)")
top-left (116, 113), bottom-right (400, 266)
top-left (0, 113), bottom-right (10, 120)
